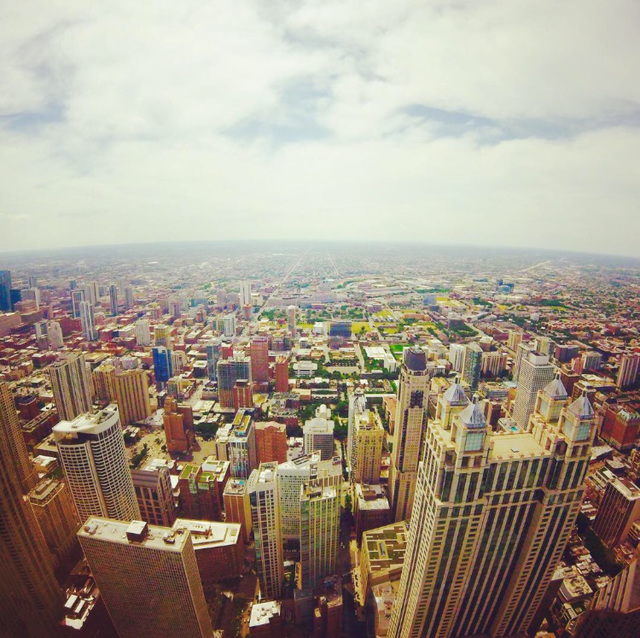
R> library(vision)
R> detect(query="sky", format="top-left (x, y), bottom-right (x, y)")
top-left (1, 0), bottom-right (639, 256)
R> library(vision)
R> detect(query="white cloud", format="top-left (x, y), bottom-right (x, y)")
top-left (0, 0), bottom-right (639, 256)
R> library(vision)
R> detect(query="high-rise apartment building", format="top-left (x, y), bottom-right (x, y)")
top-left (178, 460), bottom-right (229, 522)
top-left (0, 382), bottom-right (63, 637)
top-left (248, 462), bottom-right (284, 600)
top-left (0, 381), bottom-right (37, 492)
top-left (223, 477), bottom-right (253, 543)
top-left (71, 288), bottom-right (85, 318)
top-left (28, 478), bottom-right (80, 568)
top-left (233, 378), bottom-right (253, 410)
top-left (54, 405), bottom-right (140, 524)
top-left (0, 269), bottom-right (12, 310)
top-left (154, 324), bottom-right (172, 348)
top-left (512, 351), bottom-right (555, 428)
top-left (250, 335), bottom-right (270, 388)
top-left (205, 337), bottom-right (223, 381)
top-left (132, 464), bottom-right (176, 527)
top-left (617, 353), bottom-right (640, 390)
top-left (228, 408), bottom-right (257, 478)
top-left (163, 396), bottom-right (195, 453)
top-left (389, 347), bottom-right (433, 522)
top-left (239, 280), bottom-right (252, 307)
top-left (461, 342), bottom-right (483, 390)
top-left (277, 452), bottom-right (342, 541)
top-left (114, 368), bottom-right (151, 425)
top-left (109, 284), bottom-right (118, 316)
top-left (217, 354), bottom-right (252, 409)
top-left (255, 421), bottom-right (288, 465)
top-left (303, 404), bottom-right (335, 460)
top-left (287, 304), bottom-right (296, 336)
top-left (448, 343), bottom-right (466, 373)
top-left (353, 406), bottom-right (384, 484)
top-left (135, 317), bottom-right (151, 346)
top-left (300, 484), bottom-right (340, 590)
top-left (222, 312), bottom-right (237, 337)
top-left (78, 518), bottom-right (213, 638)
top-left (348, 387), bottom-right (367, 476)
top-left (93, 361), bottom-right (116, 403)
top-left (79, 300), bottom-right (98, 341)
top-left (49, 352), bottom-right (93, 422)
top-left (47, 320), bottom-right (64, 349)
top-left (388, 378), bottom-right (596, 638)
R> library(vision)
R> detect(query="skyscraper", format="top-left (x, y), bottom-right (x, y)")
top-left (617, 353), bottom-right (640, 390)
top-left (0, 383), bottom-right (63, 637)
top-left (132, 464), bottom-right (176, 527)
top-left (49, 352), bottom-right (93, 422)
top-left (348, 387), bottom-right (367, 477)
top-left (303, 404), bottom-right (335, 460)
top-left (239, 280), bottom-right (252, 307)
top-left (255, 421), bottom-right (288, 465)
top-left (461, 342), bottom-right (483, 390)
top-left (387, 379), bottom-right (596, 638)
top-left (217, 354), bottom-right (251, 409)
top-left (47, 320), bottom-right (64, 349)
top-left (54, 404), bottom-right (140, 523)
top-left (153, 345), bottom-right (173, 389)
top-left (0, 381), bottom-right (37, 492)
top-left (205, 336), bottom-right (222, 381)
top-left (79, 518), bottom-right (213, 638)
top-left (109, 284), bottom-right (118, 316)
top-left (0, 269), bottom-right (11, 311)
top-left (135, 317), bottom-right (151, 346)
top-left (248, 462), bottom-right (284, 600)
top-left (250, 335), bottom-right (270, 388)
top-left (300, 484), bottom-right (340, 590)
top-left (274, 354), bottom-right (289, 392)
top-left (113, 368), bottom-right (151, 425)
top-left (287, 304), bottom-right (296, 336)
top-left (352, 405), bottom-right (385, 485)
top-left (79, 299), bottom-right (98, 341)
top-left (512, 351), bottom-right (556, 428)
top-left (71, 289), bottom-right (85, 318)
top-left (389, 347), bottom-right (433, 522)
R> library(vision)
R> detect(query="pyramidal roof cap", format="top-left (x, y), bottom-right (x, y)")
top-left (459, 399), bottom-right (486, 429)
top-left (443, 382), bottom-right (469, 406)
top-left (568, 394), bottom-right (594, 419)
top-left (543, 377), bottom-right (568, 400)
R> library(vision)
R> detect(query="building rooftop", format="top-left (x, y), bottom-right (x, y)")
top-left (489, 432), bottom-right (546, 460)
top-left (250, 600), bottom-right (281, 628)
top-left (172, 519), bottom-right (241, 550)
top-left (78, 517), bottom-right (189, 552)
top-left (53, 404), bottom-right (120, 438)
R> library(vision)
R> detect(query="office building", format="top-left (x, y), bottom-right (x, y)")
top-left (0, 385), bottom-right (63, 637)
top-left (592, 475), bottom-right (640, 547)
top-left (275, 355), bottom-right (289, 392)
top-left (355, 483), bottom-right (391, 541)
top-left (79, 300), bottom-right (98, 341)
top-left (389, 347), bottom-right (433, 522)
top-left (124, 285), bottom-right (134, 310)
top-left (132, 464), bottom-right (176, 527)
top-left (173, 518), bottom-right (244, 592)
top-left (54, 405), bottom-right (140, 523)
top-left (82, 281), bottom-right (98, 307)
top-left (164, 396), bottom-right (195, 453)
top-left (303, 404), bottom-right (335, 460)
top-left (300, 483), bottom-right (340, 589)
top-left (223, 477), bottom-right (253, 543)
top-left (348, 387), bottom-right (367, 476)
top-left (28, 478), bottom-right (80, 568)
top-left (135, 317), bottom-right (151, 346)
top-left (255, 421), bottom-right (288, 465)
top-left (78, 518), bottom-right (212, 638)
top-left (152, 346), bottom-right (173, 389)
top-left (0, 381), bottom-right (37, 492)
top-left (70, 289), bottom-right (85, 318)
top-left (49, 352), bottom-right (93, 422)
top-left (600, 404), bottom-right (640, 452)
top-left (461, 342), bottom-right (483, 390)
top-left (114, 368), bottom-right (151, 425)
top-left (250, 335), bottom-right (270, 388)
top-left (617, 353), bottom-right (640, 390)
top-left (387, 378), bottom-right (596, 638)
top-left (512, 351), bottom-right (555, 428)
top-left (352, 406), bottom-right (384, 484)
top-left (0, 269), bottom-right (12, 310)
top-left (154, 324), bottom-right (172, 348)
top-left (217, 354), bottom-right (252, 409)
top-left (178, 460), bottom-right (229, 522)
top-left (248, 462), bottom-right (284, 600)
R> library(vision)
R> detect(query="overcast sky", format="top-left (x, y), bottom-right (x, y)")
top-left (1, 1), bottom-right (639, 256)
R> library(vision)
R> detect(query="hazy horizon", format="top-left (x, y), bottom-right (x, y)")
top-left (2, 1), bottom-right (640, 256)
